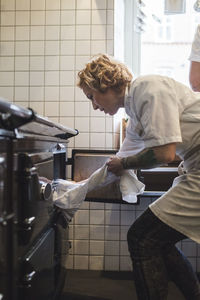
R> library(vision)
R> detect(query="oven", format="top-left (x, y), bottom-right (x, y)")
top-left (137, 166), bottom-right (179, 197)
top-left (70, 149), bottom-right (179, 202)
top-left (70, 149), bottom-right (123, 203)
top-left (0, 99), bottom-right (78, 300)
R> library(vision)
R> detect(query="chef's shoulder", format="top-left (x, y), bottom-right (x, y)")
top-left (133, 74), bottom-right (172, 88)
top-left (132, 74), bottom-right (174, 96)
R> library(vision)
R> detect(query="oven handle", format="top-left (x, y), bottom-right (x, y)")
top-left (22, 216), bottom-right (36, 231)
top-left (24, 216), bottom-right (35, 226)
top-left (23, 270), bottom-right (36, 283)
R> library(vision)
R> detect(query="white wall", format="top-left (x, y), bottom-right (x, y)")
top-left (0, 0), bottom-right (117, 159)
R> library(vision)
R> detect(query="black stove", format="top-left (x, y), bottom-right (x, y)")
top-left (0, 99), bottom-right (78, 300)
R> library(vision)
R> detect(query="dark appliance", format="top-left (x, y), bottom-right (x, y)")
top-left (0, 99), bottom-right (78, 300)
top-left (137, 165), bottom-right (179, 197)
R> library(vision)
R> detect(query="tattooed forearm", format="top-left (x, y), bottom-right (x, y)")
top-left (121, 148), bottom-right (162, 170)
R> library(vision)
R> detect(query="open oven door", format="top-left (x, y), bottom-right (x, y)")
top-left (69, 149), bottom-right (179, 202)
top-left (69, 149), bottom-right (140, 204)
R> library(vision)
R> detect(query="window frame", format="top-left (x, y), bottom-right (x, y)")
top-left (124, 0), bottom-right (141, 77)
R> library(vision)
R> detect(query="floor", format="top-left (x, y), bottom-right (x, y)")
top-left (60, 270), bottom-right (185, 300)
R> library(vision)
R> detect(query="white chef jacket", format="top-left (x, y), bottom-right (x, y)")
top-left (189, 24), bottom-right (200, 62)
top-left (123, 74), bottom-right (200, 243)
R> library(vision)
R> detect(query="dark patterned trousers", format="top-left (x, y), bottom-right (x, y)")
top-left (127, 208), bottom-right (200, 300)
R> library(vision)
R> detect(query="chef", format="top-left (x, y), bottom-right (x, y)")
top-left (77, 54), bottom-right (200, 300)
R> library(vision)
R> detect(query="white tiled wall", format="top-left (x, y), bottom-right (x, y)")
top-left (1, 0), bottom-right (199, 272)
top-left (0, 0), bottom-right (117, 155)
top-left (67, 197), bottom-right (200, 273)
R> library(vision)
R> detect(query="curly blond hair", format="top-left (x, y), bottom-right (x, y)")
top-left (77, 54), bottom-right (133, 94)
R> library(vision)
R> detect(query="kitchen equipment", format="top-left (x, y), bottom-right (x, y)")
top-left (70, 149), bottom-right (179, 201)
top-left (70, 149), bottom-right (124, 203)
top-left (137, 166), bottom-right (179, 197)
top-left (0, 99), bottom-right (78, 300)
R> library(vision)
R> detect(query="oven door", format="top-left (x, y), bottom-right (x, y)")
top-left (70, 149), bottom-right (179, 201)
top-left (19, 228), bottom-right (55, 300)
top-left (71, 149), bottom-right (126, 203)
top-left (15, 151), bottom-right (55, 256)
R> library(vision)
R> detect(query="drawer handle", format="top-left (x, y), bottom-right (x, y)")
top-left (23, 270), bottom-right (36, 283)
top-left (24, 216), bottom-right (35, 225)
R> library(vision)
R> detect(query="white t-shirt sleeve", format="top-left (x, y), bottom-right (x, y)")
top-left (131, 76), bottom-right (182, 148)
top-left (189, 25), bottom-right (200, 62)
top-left (116, 135), bottom-right (144, 158)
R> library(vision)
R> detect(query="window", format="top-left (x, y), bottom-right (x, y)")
top-left (124, 0), bottom-right (200, 86)
top-left (156, 17), bottom-right (172, 42)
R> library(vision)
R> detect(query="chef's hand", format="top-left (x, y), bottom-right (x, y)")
top-left (106, 156), bottom-right (124, 176)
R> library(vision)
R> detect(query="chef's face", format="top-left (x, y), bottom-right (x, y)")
top-left (82, 85), bottom-right (123, 116)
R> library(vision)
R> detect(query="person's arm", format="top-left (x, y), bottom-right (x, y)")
top-left (189, 61), bottom-right (200, 92)
top-left (106, 143), bottom-right (176, 176)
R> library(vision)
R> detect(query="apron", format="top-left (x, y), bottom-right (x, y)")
top-left (149, 148), bottom-right (200, 244)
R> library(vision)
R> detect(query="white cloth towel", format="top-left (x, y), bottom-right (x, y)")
top-left (53, 164), bottom-right (145, 221)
